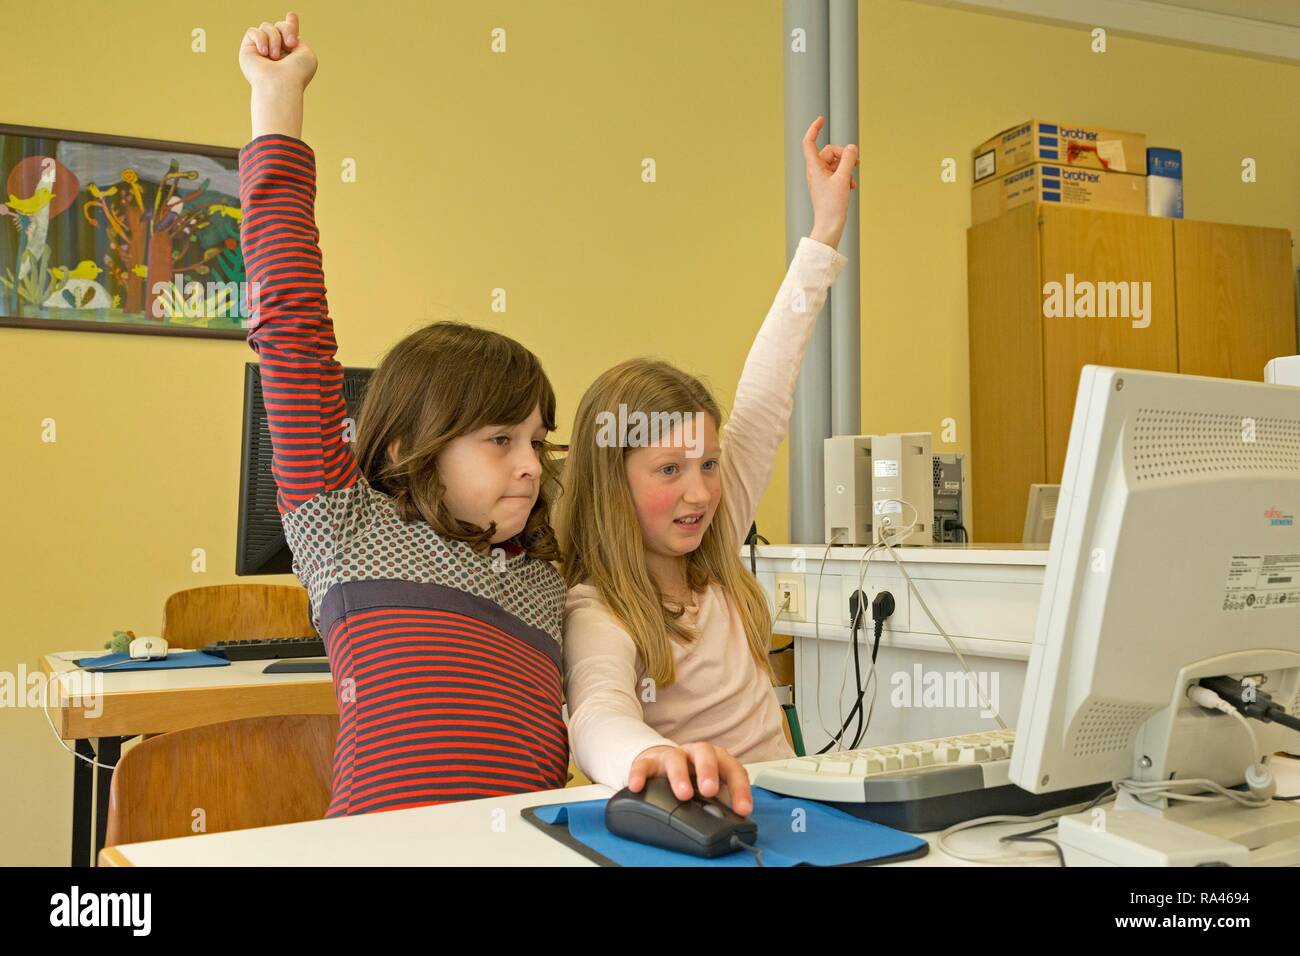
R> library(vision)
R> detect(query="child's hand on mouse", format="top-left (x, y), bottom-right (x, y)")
top-left (802, 115), bottom-right (858, 250)
top-left (628, 742), bottom-right (754, 817)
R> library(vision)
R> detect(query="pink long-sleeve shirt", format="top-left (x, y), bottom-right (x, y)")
top-left (562, 236), bottom-right (850, 789)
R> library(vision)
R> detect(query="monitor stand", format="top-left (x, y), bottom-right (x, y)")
top-left (1056, 790), bottom-right (1300, 866)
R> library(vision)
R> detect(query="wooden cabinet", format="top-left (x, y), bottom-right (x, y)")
top-left (967, 203), bottom-right (1296, 543)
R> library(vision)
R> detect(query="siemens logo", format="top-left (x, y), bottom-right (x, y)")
top-left (1059, 128), bottom-right (1098, 141)
top-left (1062, 170), bottom-right (1100, 183)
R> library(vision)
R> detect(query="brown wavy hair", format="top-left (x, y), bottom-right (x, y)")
top-left (354, 321), bottom-right (561, 560)
top-left (555, 359), bottom-right (776, 687)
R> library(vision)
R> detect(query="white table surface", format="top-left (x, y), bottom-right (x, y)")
top-left (107, 756), bottom-right (1300, 867)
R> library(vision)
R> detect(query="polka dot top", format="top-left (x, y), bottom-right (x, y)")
top-left (240, 134), bottom-right (568, 816)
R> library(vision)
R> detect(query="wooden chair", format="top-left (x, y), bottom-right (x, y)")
top-left (161, 584), bottom-right (314, 649)
top-left (103, 714), bottom-right (337, 849)
top-left (131, 584), bottom-right (317, 744)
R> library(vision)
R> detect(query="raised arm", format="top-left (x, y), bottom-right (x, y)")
top-left (720, 117), bottom-right (856, 539)
top-left (238, 13), bottom-right (358, 514)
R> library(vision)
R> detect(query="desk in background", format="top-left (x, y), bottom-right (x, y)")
top-left (40, 651), bottom-right (335, 867)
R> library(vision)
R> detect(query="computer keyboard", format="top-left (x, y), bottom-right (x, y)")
top-left (750, 729), bottom-right (1108, 832)
top-left (201, 636), bottom-right (326, 661)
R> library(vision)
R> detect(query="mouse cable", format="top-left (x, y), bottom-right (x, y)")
top-left (937, 786), bottom-right (1114, 864)
top-left (999, 831), bottom-right (1066, 867)
top-left (41, 667), bottom-right (122, 772)
top-left (730, 836), bottom-right (765, 867)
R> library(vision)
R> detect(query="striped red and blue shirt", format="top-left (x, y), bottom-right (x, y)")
top-left (238, 134), bottom-right (568, 816)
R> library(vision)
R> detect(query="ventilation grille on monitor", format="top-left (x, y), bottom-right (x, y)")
top-left (1130, 408), bottom-right (1300, 482)
top-left (1071, 699), bottom-right (1160, 758)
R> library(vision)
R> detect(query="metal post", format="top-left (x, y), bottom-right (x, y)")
top-left (784, 0), bottom-right (832, 545)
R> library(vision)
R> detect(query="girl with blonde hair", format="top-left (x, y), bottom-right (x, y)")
top-left (558, 117), bottom-right (857, 814)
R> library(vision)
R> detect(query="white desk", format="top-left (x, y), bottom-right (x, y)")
top-left (100, 756), bottom-right (1300, 867)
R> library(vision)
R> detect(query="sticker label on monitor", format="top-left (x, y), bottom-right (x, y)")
top-left (874, 459), bottom-right (899, 477)
top-left (1221, 554), bottom-right (1300, 612)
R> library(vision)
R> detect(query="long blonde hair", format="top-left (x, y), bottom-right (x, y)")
top-left (556, 359), bottom-right (775, 688)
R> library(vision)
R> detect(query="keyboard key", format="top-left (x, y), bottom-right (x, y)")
top-left (957, 745), bottom-right (991, 763)
top-left (817, 760), bottom-right (853, 775)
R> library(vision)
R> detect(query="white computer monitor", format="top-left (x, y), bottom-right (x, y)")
top-left (1264, 355), bottom-right (1300, 387)
top-left (1008, 366), bottom-right (1300, 862)
top-left (1021, 483), bottom-right (1060, 546)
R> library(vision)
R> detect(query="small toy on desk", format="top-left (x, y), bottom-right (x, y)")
top-left (104, 629), bottom-right (135, 654)
top-left (605, 777), bottom-right (760, 861)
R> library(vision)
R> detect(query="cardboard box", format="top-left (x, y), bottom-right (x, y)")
top-left (973, 121), bottom-right (1147, 183)
top-left (972, 163), bottom-right (1147, 225)
top-left (1146, 147), bottom-right (1183, 218)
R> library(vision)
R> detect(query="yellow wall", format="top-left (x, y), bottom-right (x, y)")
top-left (2, 0), bottom-right (1297, 864)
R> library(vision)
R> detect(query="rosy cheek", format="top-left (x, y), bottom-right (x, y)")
top-left (636, 486), bottom-right (680, 526)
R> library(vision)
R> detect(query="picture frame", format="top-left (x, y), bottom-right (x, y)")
top-left (0, 123), bottom-right (248, 340)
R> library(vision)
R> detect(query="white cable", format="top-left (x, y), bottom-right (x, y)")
top-left (1182, 684), bottom-right (1275, 801)
top-left (937, 793), bottom-right (1115, 864)
top-left (835, 543), bottom-right (883, 742)
top-left (826, 541), bottom-right (889, 749)
top-left (874, 512), bottom-right (1009, 730)
top-left (1186, 684), bottom-right (1265, 764)
top-left (41, 669), bottom-right (119, 772)
top-left (833, 538), bottom-right (910, 751)
top-left (875, 498), bottom-right (919, 544)
top-left (812, 532), bottom-right (842, 740)
top-left (1115, 775), bottom-right (1273, 810)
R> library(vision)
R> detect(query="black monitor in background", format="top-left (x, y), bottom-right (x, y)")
top-left (236, 362), bottom-right (374, 576)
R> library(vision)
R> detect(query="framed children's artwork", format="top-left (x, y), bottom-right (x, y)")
top-left (0, 123), bottom-right (250, 340)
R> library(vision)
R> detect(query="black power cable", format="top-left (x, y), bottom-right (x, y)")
top-left (853, 592), bottom-right (893, 749)
top-left (745, 522), bottom-right (769, 577)
top-left (1199, 675), bottom-right (1300, 734)
top-left (816, 590), bottom-right (895, 754)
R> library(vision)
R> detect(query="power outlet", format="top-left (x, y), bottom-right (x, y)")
top-left (775, 577), bottom-right (805, 619)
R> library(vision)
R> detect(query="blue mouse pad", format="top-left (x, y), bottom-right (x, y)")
top-left (523, 787), bottom-right (929, 867)
top-left (74, 651), bottom-right (231, 671)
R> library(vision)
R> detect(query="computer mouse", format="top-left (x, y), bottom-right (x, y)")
top-left (128, 636), bottom-right (169, 660)
top-left (604, 777), bottom-right (758, 858)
